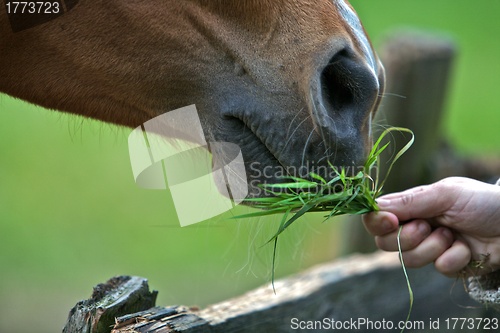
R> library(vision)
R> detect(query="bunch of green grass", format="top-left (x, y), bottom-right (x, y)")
top-left (236, 127), bottom-right (413, 248)
top-left (234, 127), bottom-right (414, 332)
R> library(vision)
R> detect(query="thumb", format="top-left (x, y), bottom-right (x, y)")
top-left (376, 183), bottom-right (456, 222)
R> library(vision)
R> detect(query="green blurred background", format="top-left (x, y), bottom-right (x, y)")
top-left (0, 1), bottom-right (499, 332)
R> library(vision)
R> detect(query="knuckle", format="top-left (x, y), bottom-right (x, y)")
top-left (399, 193), bottom-right (414, 206)
top-left (433, 177), bottom-right (456, 192)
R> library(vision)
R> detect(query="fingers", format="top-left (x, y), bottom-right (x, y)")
top-left (363, 214), bottom-right (476, 278)
top-left (369, 221), bottom-right (456, 269)
top-left (400, 227), bottom-right (455, 268)
top-left (364, 215), bottom-right (483, 277)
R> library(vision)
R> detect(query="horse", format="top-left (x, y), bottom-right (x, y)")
top-left (0, 0), bottom-right (384, 196)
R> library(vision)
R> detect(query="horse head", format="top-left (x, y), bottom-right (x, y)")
top-left (0, 0), bottom-right (383, 197)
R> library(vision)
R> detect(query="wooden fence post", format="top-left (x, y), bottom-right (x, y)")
top-left (374, 32), bottom-right (457, 192)
top-left (63, 276), bottom-right (157, 333)
top-left (342, 31), bottom-right (457, 255)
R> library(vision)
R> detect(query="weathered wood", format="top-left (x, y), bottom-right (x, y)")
top-left (106, 252), bottom-right (494, 333)
top-left (111, 306), bottom-right (208, 333)
top-left (63, 276), bottom-right (158, 333)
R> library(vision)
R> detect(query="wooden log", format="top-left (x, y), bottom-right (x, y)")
top-left (104, 252), bottom-right (494, 333)
top-left (63, 276), bottom-right (158, 333)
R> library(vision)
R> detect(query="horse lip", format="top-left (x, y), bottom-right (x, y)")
top-left (228, 114), bottom-right (288, 175)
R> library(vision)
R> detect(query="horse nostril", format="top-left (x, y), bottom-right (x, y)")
top-left (312, 47), bottom-right (380, 165)
top-left (321, 52), bottom-right (355, 113)
top-left (320, 48), bottom-right (378, 116)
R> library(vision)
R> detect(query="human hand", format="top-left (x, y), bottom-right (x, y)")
top-left (362, 177), bottom-right (500, 277)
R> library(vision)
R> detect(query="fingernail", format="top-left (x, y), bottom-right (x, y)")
top-left (381, 217), bottom-right (396, 232)
top-left (417, 221), bottom-right (430, 236)
top-left (376, 198), bottom-right (390, 208)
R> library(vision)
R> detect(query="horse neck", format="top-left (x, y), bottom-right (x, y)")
top-left (0, 1), bottom-right (186, 127)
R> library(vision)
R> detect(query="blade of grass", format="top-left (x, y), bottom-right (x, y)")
top-left (398, 225), bottom-right (414, 333)
top-left (374, 127), bottom-right (415, 195)
top-left (309, 172), bottom-right (327, 184)
top-left (270, 208), bottom-right (291, 294)
top-left (266, 202), bottom-right (316, 244)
